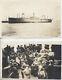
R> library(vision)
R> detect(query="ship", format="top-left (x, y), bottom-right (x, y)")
top-left (2, 21), bottom-right (8, 23)
top-left (2, 13), bottom-right (52, 23)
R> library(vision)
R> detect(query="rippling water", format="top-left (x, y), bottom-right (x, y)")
top-left (2, 20), bottom-right (60, 38)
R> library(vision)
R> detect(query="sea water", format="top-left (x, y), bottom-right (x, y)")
top-left (1, 20), bottom-right (60, 38)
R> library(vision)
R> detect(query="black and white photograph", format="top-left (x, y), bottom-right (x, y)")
top-left (0, 24), bottom-right (1, 38)
top-left (0, 0), bottom-right (61, 38)
top-left (0, 0), bottom-right (62, 79)
top-left (2, 39), bottom-right (61, 79)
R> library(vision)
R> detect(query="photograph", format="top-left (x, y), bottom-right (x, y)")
top-left (0, 24), bottom-right (2, 38)
top-left (1, 39), bottom-right (61, 79)
top-left (0, 0), bottom-right (61, 38)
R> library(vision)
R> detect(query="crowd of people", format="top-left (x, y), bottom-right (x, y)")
top-left (2, 44), bottom-right (54, 79)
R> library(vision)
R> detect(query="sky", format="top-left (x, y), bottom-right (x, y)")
top-left (0, 0), bottom-right (60, 20)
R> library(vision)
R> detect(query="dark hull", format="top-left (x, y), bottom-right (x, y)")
top-left (2, 18), bottom-right (52, 23)
top-left (2, 21), bottom-right (8, 23)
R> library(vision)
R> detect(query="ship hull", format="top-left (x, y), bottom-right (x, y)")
top-left (40, 19), bottom-right (52, 23)
top-left (2, 21), bottom-right (8, 23)
top-left (2, 18), bottom-right (52, 23)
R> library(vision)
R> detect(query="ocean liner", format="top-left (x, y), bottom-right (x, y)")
top-left (2, 13), bottom-right (52, 23)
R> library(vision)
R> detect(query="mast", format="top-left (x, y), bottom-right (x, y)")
top-left (33, 12), bottom-right (35, 18)
top-left (21, 13), bottom-right (25, 18)
top-left (17, 13), bottom-right (20, 18)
